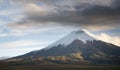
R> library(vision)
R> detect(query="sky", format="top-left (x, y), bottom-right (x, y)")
top-left (0, 0), bottom-right (120, 57)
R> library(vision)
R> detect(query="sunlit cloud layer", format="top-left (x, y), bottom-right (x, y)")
top-left (96, 33), bottom-right (120, 46)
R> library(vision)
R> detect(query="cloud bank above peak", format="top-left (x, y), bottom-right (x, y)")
top-left (5, 0), bottom-right (120, 31)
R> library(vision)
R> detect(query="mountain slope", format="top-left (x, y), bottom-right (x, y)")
top-left (7, 30), bottom-right (120, 65)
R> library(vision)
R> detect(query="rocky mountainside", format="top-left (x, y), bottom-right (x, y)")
top-left (6, 30), bottom-right (120, 65)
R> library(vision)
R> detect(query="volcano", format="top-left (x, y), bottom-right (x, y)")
top-left (7, 30), bottom-right (120, 65)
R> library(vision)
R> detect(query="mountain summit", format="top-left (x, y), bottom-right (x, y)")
top-left (45, 30), bottom-right (96, 50)
top-left (7, 30), bottom-right (120, 65)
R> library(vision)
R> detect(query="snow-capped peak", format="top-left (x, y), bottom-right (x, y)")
top-left (44, 29), bottom-right (97, 50)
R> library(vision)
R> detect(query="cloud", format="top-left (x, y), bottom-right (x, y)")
top-left (0, 4), bottom-right (25, 25)
top-left (95, 33), bottom-right (120, 46)
top-left (0, 39), bottom-right (47, 47)
top-left (83, 29), bottom-right (120, 46)
top-left (7, 0), bottom-right (120, 31)
top-left (10, 0), bottom-right (112, 5)
top-left (24, 3), bottom-right (48, 16)
top-left (0, 23), bottom-right (71, 37)
top-left (0, 0), bottom-right (3, 3)
top-left (0, 25), bottom-right (57, 37)
top-left (9, 0), bottom-right (37, 5)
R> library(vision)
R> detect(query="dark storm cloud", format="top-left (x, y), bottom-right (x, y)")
top-left (9, 0), bottom-right (120, 30)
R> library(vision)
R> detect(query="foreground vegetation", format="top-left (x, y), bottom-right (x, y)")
top-left (0, 61), bottom-right (120, 70)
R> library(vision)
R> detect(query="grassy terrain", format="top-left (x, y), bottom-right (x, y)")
top-left (0, 62), bottom-right (120, 70)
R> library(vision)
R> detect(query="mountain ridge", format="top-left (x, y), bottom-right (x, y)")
top-left (5, 30), bottom-right (120, 65)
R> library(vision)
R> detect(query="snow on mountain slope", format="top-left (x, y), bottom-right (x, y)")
top-left (44, 29), bottom-right (97, 50)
